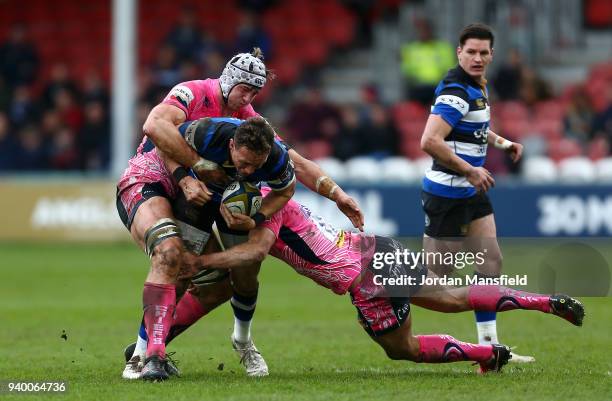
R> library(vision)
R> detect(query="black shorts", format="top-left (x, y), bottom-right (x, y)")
top-left (421, 190), bottom-right (493, 238)
top-left (351, 236), bottom-right (428, 337)
top-left (116, 182), bottom-right (171, 230)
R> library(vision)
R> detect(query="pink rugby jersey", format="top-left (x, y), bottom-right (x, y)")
top-left (161, 79), bottom-right (259, 121)
top-left (260, 198), bottom-right (369, 295)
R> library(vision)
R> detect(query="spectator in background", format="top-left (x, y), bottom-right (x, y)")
top-left (493, 48), bottom-right (523, 100)
top-left (48, 126), bottom-right (79, 170)
top-left (335, 104), bottom-right (368, 160)
top-left (178, 59), bottom-right (201, 82)
top-left (8, 85), bottom-right (39, 129)
top-left (564, 87), bottom-right (596, 145)
top-left (0, 76), bottom-right (12, 110)
top-left (39, 109), bottom-right (63, 144)
top-left (152, 45), bottom-right (181, 89)
top-left (519, 67), bottom-right (552, 107)
top-left (233, 11), bottom-right (272, 59)
top-left (42, 63), bottom-right (80, 108)
top-left (54, 88), bottom-right (83, 133)
top-left (0, 112), bottom-right (18, 170)
top-left (165, 7), bottom-right (203, 62)
top-left (592, 87), bottom-right (612, 151)
top-left (15, 124), bottom-right (48, 170)
top-left (78, 100), bottom-right (110, 171)
top-left (285, 85), bottom-right (342, 146)
top-left (201, 49), bottom-right (226, 77)
top-left (0, 25), bottom-right (39, 90)
top-left (82, 70), bottom-right (109, 106)
top-left (361, 103), bottom-right (399, 158)
top-left (356, 82), bottom-right (383, 124)
top-left (400, 18), bottom-right (454, 105)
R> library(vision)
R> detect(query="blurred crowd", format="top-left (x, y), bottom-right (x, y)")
top-left (0, 25), bottom-right (110, 171)
top-left (0, 6), bottom-right (610, 176)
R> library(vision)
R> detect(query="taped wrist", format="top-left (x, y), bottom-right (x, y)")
top-left (494, 136), bottom-right (512, 150)
top-left (315, 175), bottom-right (339, 200)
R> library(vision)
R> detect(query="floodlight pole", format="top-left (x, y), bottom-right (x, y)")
top-left (111, 0), bottom-right (137, 179)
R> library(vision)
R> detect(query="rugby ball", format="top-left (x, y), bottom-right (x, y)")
top-left (222, 181), bottom-right (263, 217)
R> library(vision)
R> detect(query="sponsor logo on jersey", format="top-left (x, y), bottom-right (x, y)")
top-left (437, 95), bottom-right (467, 111)
top-left (170, 85), bottom-right (194, 109)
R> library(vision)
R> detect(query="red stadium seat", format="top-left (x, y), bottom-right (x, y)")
top-left (268, 59), bottom-right (301, 86)
top-left (497, 101), bottom-right (529, 120)
top-left (533, 118), bottom-right (563, 140)
top-left (397, 119), bottom-right (426, 140)
top-left (401, 137), bottom-right (427, 159)
top-left (547, 138), bottom-right (583, 162)
top-left (500, 118), bottom-right (531, 141)
top-left (589, 61), bottom-right (612, 82)
top-left (393, 101), bottom-right (428, 123)
top-left (587, 137), bottom-right (609, 160)
top-left (303, 140), bottom-right (332, 160)
top-left (300, 41), bottom-right (329, 66)
top-left (585, 78), bottom-right (610, 112)
top-left (534, 100), bottom-right (566, 120)
top-left (584, 0), bottom-right (612, 28)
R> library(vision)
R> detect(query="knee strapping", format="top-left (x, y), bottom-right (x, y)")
top-left (144, 218), bottom-right (181, 257)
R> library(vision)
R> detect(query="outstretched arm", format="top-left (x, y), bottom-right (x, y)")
top-left (288, 148), bottom-right (364, 231)
top-left (201, 226), bottom-right (277, 270)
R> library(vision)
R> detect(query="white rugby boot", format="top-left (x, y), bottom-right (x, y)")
top-left (231, 336), bottom-right (269, 377)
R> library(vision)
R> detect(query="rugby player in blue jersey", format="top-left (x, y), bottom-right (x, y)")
top-left (118, 116), bottom-right (298, 380)
top-left (419, 23), bottom-right (531, 362)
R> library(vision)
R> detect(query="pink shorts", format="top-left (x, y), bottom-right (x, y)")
top-left (350, 279), bottom-right (411, 337)
top-left (116, 150), bottom-right (178, 229)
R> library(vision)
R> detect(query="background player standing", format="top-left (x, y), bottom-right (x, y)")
top-left (419, 23), bottom-right (531, 362)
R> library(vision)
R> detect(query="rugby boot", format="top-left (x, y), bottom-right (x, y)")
top-left (141, 356), bottom-right (170, 382)
top-left (124, 342), bottom-right (137, 363)
top-left (165, 352), bottom-right (181, 377)
top-left (550, 295), bottom-right (585, 326)
top-left (478, 344), bottom-right (511, 374)
top-left (122, 342), bottom-right (142, 380)
top-left (232, 336), bottom-right (269, 377)
top-left (123, 342), bottom-right (179, 378)
top-left (509, 351), bottom-right (535, 363)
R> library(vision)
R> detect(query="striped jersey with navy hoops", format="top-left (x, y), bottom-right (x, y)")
top-left (423, 66), bottom-right (491, 199)
top-left (170, 117), bottom-right (295, 202)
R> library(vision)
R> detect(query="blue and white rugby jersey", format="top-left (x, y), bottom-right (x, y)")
top-left (142, 117), bottom-right (295, 203)
top-left (422, 66), bottom-right (491, 199)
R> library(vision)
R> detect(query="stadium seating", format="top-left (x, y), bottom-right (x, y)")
top-left (595, 157), bottom-right (612, 182)
top-left (558, 156), bottom-right (597, 183)
top-left (380, 157), bottom-right (419, 183)
top-left (313, 157), bottom-right (347, 182)
top-left (414, 157), bottom-right (433, 178)
top-left (522, 156), bottom-right (558, 183)
top-left (344, 157), bottom-right (381, 183)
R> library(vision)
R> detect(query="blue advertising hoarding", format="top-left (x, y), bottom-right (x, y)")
top-left (293, 184), bottom-right (612, 237)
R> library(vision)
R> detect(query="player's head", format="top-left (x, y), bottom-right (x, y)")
top-left (220, 47), bottom-right (270, 109)
top-left (457, 23), bottom-right (494, 81)
top-left (230, 117), bottom-right (274, 176)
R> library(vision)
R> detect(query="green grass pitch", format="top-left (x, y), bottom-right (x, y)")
top-left (1, 242), bottom-right (610, 401)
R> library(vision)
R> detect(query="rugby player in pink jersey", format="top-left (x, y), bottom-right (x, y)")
top-left (119, 48), bottom-right (363, 381)
top-left (151, 187), bottom-right (584, 375)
